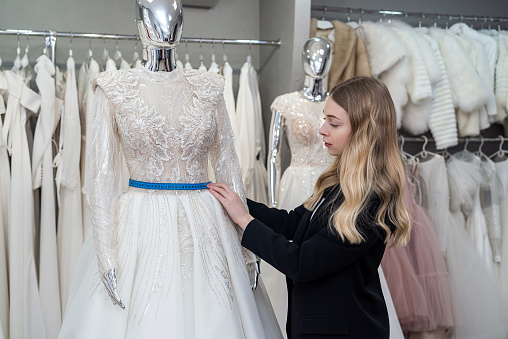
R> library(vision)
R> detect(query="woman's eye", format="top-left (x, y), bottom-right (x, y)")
top-left (329, 122), bottom-right (338, 127)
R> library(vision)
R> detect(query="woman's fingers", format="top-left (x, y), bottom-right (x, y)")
top-left (208, 183), bottom-right (234, 198)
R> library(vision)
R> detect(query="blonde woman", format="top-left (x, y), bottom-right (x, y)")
top-left (208, 77), bottom-right (411, 339)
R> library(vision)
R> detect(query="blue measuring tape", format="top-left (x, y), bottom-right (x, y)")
top-left (129, 179), bottom-right (212, 190)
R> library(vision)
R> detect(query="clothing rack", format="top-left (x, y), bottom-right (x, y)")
top-left (401, 136), bottom-right (507, 143)
top-left (0, 29), bottom-right (281, 64)
top-left (310, 5), bottom-right (508, 24)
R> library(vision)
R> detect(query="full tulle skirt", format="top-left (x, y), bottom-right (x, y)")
top-left (58, 189), bottom-right (281, 339)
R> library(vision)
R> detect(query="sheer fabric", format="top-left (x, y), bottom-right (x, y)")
top-left (270, 92), bottom-right (331, 209)
top-left (60, 67), bottom-right (280, 339)
top-left (84, 67), bottom-right (255, 275)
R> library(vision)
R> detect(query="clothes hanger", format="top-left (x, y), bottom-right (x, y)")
top-left (399, 135), bottom-right (413, 161)
top-left (198, 40), bottom-right (207, 71)
top-left (184, 42), bottom-right (192, 70)
top-left (316, 6), bottom-right (333, 29)
top-left (86, 37), bottom-right (94, 70)
top-left (13, 33), bottom-right (22, 71)
top-left (414, 136), bottom-right (434, 160)
top-left (246, 42), bottom-right (252, 64)
top-left (113, 36), bottom-right (123, 62)
top-left (433, 14), bottom-right (441, 28)
top-left (222, 40), bottom-right (228, 63)
top-left (132, 37), bottom-right (140, 66)
top-left (490, 136), bottom-right (508, 160)
top-left (208, 39), bottom-right (219, 73)
top-left (102, 36), bottom-right (114, 71)
top-left (69, 33), bottom-right (73, 57)
top-left (21, 33), bottom-right (30, 69)
top-left (475, 135), bottom-right (487, 159)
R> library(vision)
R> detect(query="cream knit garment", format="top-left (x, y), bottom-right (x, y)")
top-left (422, 31), bottom-right (458, 149)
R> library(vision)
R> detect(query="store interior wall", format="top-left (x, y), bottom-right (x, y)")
top-left (2, 0), bottom-right (508, 167)
top-left (0, 0), bottom-right (261, 97)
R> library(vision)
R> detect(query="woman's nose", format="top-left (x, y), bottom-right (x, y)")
top-left (319, 123), bottom-right (327, 136)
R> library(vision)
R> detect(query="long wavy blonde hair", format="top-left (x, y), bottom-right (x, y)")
top-left (304, 77), bottom-right (410, 246)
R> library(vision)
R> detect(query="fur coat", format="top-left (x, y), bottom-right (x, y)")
top-left (450, 23), bottom-right (497, 122)
top-left (390, 21), bottom-right (441, 135)
top-left (310, 18), bottom-right (371, 88)
top-left (429, 28), bottom-right (490, 136)
top-left (360, 21), bottom-right (409, 127)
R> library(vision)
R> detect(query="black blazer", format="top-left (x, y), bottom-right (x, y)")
top-left (242, 185), bottom-right (391, 339)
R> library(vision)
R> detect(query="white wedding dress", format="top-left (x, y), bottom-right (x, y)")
top-left (58, 66), bottom-right (281, 339)
top-left (270, 92), bottom-right (331, 210)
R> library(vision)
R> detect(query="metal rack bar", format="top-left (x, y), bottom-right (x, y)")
top-left (401, 136), bottom-right (507, 142)
top-left (0, 29), bottom-right (281, 46)
top-left (311, 5), bottom-right (508, 23)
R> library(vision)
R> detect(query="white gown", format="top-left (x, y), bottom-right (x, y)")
top-left (32, 54), bottom-right (62, 339)
top-left (447, 152), bottom-right (494, 273)
top-left (0, 71), bottom-right (10, 339)
top-left (418, 155), bottom-right (508, 339)
top-left (58, 66), bottom-right (281, 339)
top-left (55, 56), bottom-right (84, 313)
top-left (3, 70), bottom-right (47, 339)
top-left (495, 158), bottom-right (508, 298)
top-left (270, 92), bottom-right (330, 210)
top-left (222, 61), bottom-right (239, 154)
top-left (78, 59), bottom-right (100, 238)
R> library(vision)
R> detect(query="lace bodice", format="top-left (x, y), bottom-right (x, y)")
top-left (271, 92), bottom-right (331, 167)
top-left (85, 66), bottom-right (249, 274)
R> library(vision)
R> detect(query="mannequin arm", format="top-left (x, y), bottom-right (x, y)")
top-left (267, 110), bottom-right (283, 208)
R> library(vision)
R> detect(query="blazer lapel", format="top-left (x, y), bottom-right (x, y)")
top-left (301, 185), bottom-right (343, 242)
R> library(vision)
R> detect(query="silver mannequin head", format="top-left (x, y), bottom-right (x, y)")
top-left (301, 37), bottom-right (331, 101)
top-left (135, 0), bottom-right (183, 71)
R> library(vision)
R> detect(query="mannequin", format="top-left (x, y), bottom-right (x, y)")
top-left (262, 37), bottom-right (332, 337)
top-left (60, 1), bottom-right (282, 337)
top-left (137, 0), bottom-right (182, 72)
top-left (102, 0), bottom-right (185, 308)
top-left (267, 37), bottom-right (331, 208)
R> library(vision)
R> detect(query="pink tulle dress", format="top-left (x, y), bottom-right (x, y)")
top-left (382, 162), bottom-right (456, 335)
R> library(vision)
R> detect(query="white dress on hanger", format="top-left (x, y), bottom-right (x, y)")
top-left (55, 56), bottom-right (84, 313)
top-left (248, 62), bottom-right (268, 205)
top-left (418, 155), bottom-right (508, 339)
top-left (80, 59), bottom-right (100, 238)
top-left (3, 69), bottom-right (47, 339)
top-left (447, 152), bottom-right (494, 272)
top-left (222, 61), bottom-right (239, 154)
top-left (0, 71), bottom-right (10, 339)
top-left (32, 54), bottom-right (62, 339)
top-left (58, 67), bottom-right (281, 339)
top-left (495, 158), bottom-right (508, 298)
top-left (236, 61), bottom-right (256, 198)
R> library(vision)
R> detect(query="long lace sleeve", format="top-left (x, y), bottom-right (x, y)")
top-left (83, 85), bottom-right (121, 276)
top-left (209, 91), bottom-right (257, 266)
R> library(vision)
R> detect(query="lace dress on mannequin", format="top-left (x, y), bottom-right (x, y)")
top-left (58, 66), bottom-right (281, 339)
top-left (271, 92), bottom-right (331, 210)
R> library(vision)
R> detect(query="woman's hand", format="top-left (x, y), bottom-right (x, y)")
top-left (207, 183), bottom-right (254, 230)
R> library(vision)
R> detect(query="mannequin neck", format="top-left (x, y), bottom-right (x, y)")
top-left (142, 47), bottom-right (177, 72)
top-left (300, 75), bottom-right (328, 102)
